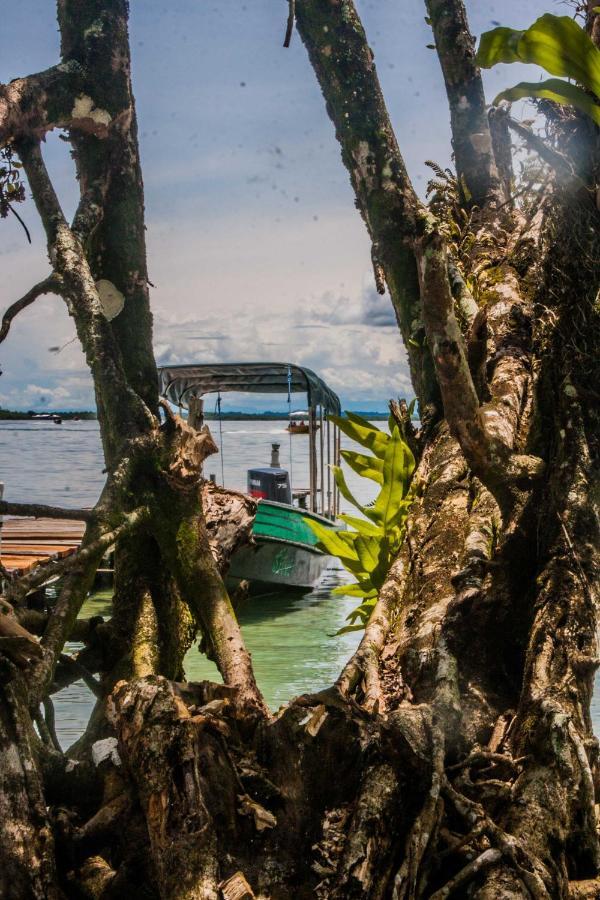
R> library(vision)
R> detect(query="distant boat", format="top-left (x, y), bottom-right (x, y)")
top-left (158, 362), bottom-right (343, 592)
top-left (287, 421), bottom-right (310, 434)
top-left (32, 413), bottom-right (62, 424)
top-left (286, 409), bottom-right (319, 435)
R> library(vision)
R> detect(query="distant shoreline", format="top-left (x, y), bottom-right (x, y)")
top-left (0, 409), bottom-right (393, 422)
top-left (0, 410), bottom-right (97, 421)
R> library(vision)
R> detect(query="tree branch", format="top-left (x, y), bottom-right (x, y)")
top-left (16, 139), bottom-right (154, 453)
top-left (294, 0), bottom-right (435, 407)
top-left (506, 116), bottom-right (578, 182)
top-left (283, 0), bottom-right (295, 47)
top-left (419, 230), bottom-right (544, 511)
top-left (425, 0), bottom-right (502, 206)
top-left (0, 61), bottom-right (87, 146)
top-left (26, 508), bottom-right (148, 707)
top-left (0, 275), bottom-right (64, 345)
top-left (8, 510), bottom-right (146, 604)
top-left (337, 555), bottom-right (408, 712)
top-left (0, 500), bottom-right (92, 520)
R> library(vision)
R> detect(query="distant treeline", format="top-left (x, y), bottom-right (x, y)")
top-left (0, 409), bottom-right (97, 420)
top-left (0, 408), bottom-right (397, 422)
top-left (203, 410), bottom-right (391, 421)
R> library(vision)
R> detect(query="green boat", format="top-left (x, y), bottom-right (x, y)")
top-left (158, 362), bottom-right (343, 592)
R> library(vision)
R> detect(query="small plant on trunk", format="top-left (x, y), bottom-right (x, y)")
top-left (306, 412), bottom-right (415, 632)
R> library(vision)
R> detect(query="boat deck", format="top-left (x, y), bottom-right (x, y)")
top-left (0, 517), bottom-right (86, 575)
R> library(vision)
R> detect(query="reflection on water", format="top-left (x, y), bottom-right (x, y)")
top-left (2, 420), bottom-right (598, 747)
top-left (54, 568), bottom-right (359, 750)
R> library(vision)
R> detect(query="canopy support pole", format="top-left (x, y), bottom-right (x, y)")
top-left (319, 406), bottom-right (325, 515)
top-left (334, 425), bottom-right (341, 516)
top-left (326, 415), bottom-right (331, 518)
top-left (309, 405), bottom-right (317, 513)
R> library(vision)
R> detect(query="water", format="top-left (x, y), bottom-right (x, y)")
top-left (1, 419), bottom-right (371, 749)
top-left (2, 420), bottom-right (598, 748)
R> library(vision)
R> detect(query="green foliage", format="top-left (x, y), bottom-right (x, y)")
top-left (306, 414), bottom-right (415, 634)
top-left (477, 14), bottom-right (600, 125)
top-left (0, 146), bottom-right (28, 240)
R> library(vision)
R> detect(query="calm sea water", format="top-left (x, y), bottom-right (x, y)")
top-left (1, 420), bottom-right (598, 747)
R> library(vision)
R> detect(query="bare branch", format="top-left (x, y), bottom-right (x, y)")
top-left (0, 500), bottom-right (92, 520)
top-left (283, 0), bottom-right (295, 47)
top-left (0, 61), bottom-right (87, 146)
top-left (7, 203), bottom-right (32, 244)
top-left (57, 653), bottom-right (102, 698)
top-left (8, 510), bottom-right (146, 604)
top-left (447, 255), bottom-right (478, 327)
top-left (425, 0), bottom-right (502, 206)
top-left (429, 849), bottom-right (502, 900)
top-left (0, 275), bottom-right (63, 345)
top-left (16, 139), bottom-right (154, 449)
top-left (24, 508), bottom-right (148, 707)
top-left (488, 103), bottom-right (514, 201)
top-left (506, 116), bottom-right (579, 182)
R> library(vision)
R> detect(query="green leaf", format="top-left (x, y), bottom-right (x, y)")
top-left (477, 14), bottom-right (600, 99)
top-left (331, 583), bottom-right (377, 598)
top-left (340, 449), bottom-right (384, 484)
top-left (344, 411), bottom-right (382, 431)
top-left (304, 518), bottom-right (358, 563)
top-left (331, 464), bottom-right (366, 515)
top-left (369, 427), bottom-right (415, 531)
top-left (336, 623), bottom-right (369, 635)
top-left (338, 514), bottom-right (383, 537)
top-left (330, 414), bottom-right (389, 458)
top-left (476, 26), bottom-right (523, 66)
top-left (354, 535), bottom-right (382, 575)
top-left (495, 78), bottom-right (600, 125)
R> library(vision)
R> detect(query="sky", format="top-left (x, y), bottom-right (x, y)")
top-left (0, 0), bottom-right (550, 412)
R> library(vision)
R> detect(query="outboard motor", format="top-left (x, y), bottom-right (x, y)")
top-left (247, 443), bottom-right (292, 504)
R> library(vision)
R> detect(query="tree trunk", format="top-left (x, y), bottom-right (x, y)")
top-left (1, 0), bottom-right (599, 897)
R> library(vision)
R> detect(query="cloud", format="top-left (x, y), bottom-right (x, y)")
top-left (301, 283), bottom-right (398, 329)
top-left (0, 269), bottom-right (412, 412)
top-left (151, 276), bottom-right (412, 408)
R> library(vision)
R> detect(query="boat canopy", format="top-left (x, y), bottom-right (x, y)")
top-left (158, 362), bottom-right (341, 415)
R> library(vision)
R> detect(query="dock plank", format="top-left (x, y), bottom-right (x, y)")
top-left (0, 517), bottom-right (86, 575)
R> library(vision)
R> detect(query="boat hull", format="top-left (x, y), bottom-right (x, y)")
top-left (227, 500), bottom-right (334, 592)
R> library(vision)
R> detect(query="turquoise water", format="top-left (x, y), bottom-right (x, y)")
top-left (1, 420), bottom-right (598, 748)
top-left (56, 575), bottom-right (359, 749)
top-left (1, 419), bottom-right (368, 749)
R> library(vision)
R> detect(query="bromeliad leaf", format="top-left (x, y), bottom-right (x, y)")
top-left (495, 79), bottom-right (600, 126)
top-left (477, 15), bottom-right (600, 95)
top-left (369, 427), bottom-right (415, 530)
top-left (330, 464), bottom-right (366, 514)
top-left (338, 514), bottom-right (382, 537)
top-left (331, 583), bottom-right (377, 598)
top-left (340, 449), bottom-right (384, 484)
top-left (344, 411), bottom-right (382, 431)
top-left (308, 409), bottom-right (415, 633)
top-left (307, 518), bottom-right (358, 563)
top-left (477, 14), bottom-right (600, 125)
top-left (330, 414), bottom-right (389, 458)
top-left (354, 535), bottom-right (381, 574)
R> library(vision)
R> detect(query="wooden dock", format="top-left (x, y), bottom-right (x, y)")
top-left (0, 517), bottom-right (86, 576)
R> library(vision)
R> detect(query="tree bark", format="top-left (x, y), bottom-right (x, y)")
top-left (0, 0), bottom-right (599, 897)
